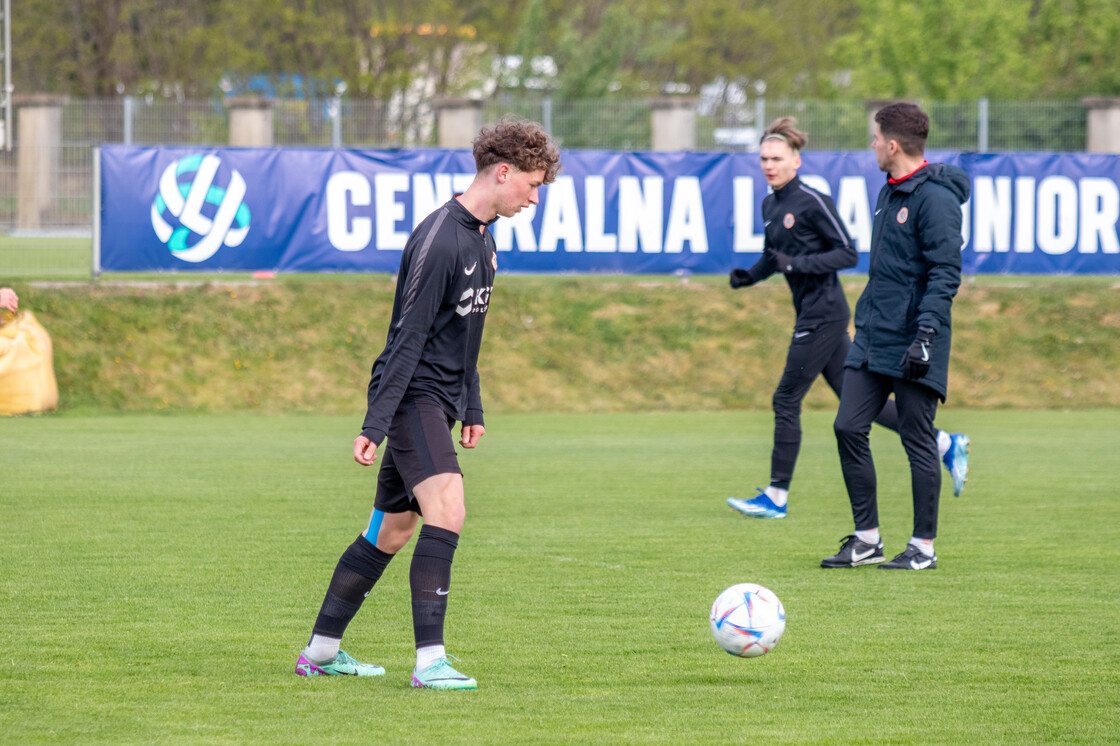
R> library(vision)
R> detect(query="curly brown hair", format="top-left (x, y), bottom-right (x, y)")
top-left (875, 103), bottom-right (929, 157)
top-left (761, 117), bottom-right (808, 151)
top-left (473, 115), bottom-right (561, 184)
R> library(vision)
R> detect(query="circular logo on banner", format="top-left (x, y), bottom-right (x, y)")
top-left (897, 207), bottom-right (909, 224)
top-left (783, 213), bottom-right (795, 229)
top-left (150, 154), bottom-right (252, 263)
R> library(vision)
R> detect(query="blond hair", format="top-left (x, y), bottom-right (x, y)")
top-left (760, 117), bottom-right (808, 151)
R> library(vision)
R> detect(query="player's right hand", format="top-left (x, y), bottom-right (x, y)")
top-left (353, 435), bottom-right (378, 465)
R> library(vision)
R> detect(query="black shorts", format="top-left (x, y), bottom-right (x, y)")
top-left (373, 396), bottom-right (461, 515)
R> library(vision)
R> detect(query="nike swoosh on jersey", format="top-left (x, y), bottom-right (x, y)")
top-left (464, 262), bottom-right (478, 276)
top-left (793, 331), bottom-right (811, 339)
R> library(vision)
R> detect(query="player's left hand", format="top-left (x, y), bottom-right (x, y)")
top-left (353, 434), bottom-right (378, 465)
top-left (768, 249), bottom-right (795, 273)
top-left (899, 327), bottom-right (935, 380)
top-left (460, 424), bottom-right (485, 449)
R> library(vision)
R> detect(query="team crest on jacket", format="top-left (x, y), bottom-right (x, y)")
top-left (897, 207), bottom-right (909, 224)
top-left (783, 213), bottom-right (795, 229)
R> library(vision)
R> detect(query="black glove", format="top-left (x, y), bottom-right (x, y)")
top-left (729, 268), bottom-right (755, 289)
top-left (768, 249), bottom-right (795, 274)
top-left (899, 327), bottom-right (935, 380)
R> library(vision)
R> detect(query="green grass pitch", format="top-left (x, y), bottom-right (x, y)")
top-left (2, 410), bottom-right (1118, 744)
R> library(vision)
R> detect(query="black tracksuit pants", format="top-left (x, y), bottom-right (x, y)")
top-left (833, 365), bottom-right (942, 539)
top-left (769, 320), bottom-right (900, 489)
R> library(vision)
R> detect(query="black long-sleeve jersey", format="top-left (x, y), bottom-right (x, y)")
top-left (360, 197), bottom-right (497, 446)
top-left (741, 175), bottom-right (858, 328)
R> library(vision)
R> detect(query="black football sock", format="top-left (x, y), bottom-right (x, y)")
top-left (310, 533), bottom-right (394, 641)
top-left (410, 525), bottom-right (459, 648)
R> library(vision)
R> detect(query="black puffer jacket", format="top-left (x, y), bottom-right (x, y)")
top-left (845, 163), bottom-right (971, 400)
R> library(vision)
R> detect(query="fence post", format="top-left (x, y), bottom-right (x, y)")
top-left (226, 96), bottom-right (273, 147)
top-left (754, 98), bottom-right (766, 142)
top-left (649, 97), bottom-right (698, 151)
top-left (123, 95), bottom-right (134, 145)
top-left (1082, 97), bottom-right (1120, 154)
top-left (15, 93), bottom-right (65, 230)
top-left (434, 98), bottom-right (483, 148)
top-left (541, 96), bottom-right (553, 135)
top-left (978, 97), bottom-right (989, 153)
top-left (330, 96), bottom-right (342, 148)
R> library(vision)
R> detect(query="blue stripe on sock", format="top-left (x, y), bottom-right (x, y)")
top-left (364, 509), bottom-right (384, 545)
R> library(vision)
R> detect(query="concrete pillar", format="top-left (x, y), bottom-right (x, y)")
top-left (436, 98), bottom-right (483, 149)
top-left (15, 94), bottom-right (66, 230)
top-left (649, 97), bottom-right (698, 151)
top-left (1083, 97), bottom-right (1120, 154)
top-left (227, 97), bottom-right (273, 147)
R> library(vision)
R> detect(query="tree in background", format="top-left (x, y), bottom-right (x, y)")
top-left (664, 0), bottom-right (858, 99)
top-left (496, 0), bottom-right (673, 97)
top-left (1026, 0), bottom-right (1120, 98)
top-left (14, 0), bottom-right (130, 97)
top-left (834, 0), bottom-right (1037, 99)
top-left (834, 0), bottom-right (1120, 100)
top-left (11, 0), bottom-right (520, 100)
top-left (8, 0), bottom-right (1120, 105)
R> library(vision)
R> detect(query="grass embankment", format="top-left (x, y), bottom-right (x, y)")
top-left (4, 274), bottom-right (1119, 414)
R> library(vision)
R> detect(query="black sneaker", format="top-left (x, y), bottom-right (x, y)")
top-left (820, 534), bottom-right (885, 568)
top-left (879, 543), bottom-right (937, 570)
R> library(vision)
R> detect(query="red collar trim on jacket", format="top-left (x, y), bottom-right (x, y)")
top-left (888, 161), bottom-right (929, 185)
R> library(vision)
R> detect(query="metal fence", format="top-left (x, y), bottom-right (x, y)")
top-left (0, 96), bottom-right (1094, 239)
top-left (699, 98), bottom-right (1088, 152)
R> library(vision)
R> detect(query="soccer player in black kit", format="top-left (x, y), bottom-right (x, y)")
top-left (726, 118), bottom-right (969, 520)
top-left (295, 117), bottom-right (560, 688)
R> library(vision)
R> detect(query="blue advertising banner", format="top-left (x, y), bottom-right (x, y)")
top-left (98, 145), bottom-right (1120, 274)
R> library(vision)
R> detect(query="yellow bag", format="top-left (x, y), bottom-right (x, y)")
top-left (0, 310), bottom-right (59, 415)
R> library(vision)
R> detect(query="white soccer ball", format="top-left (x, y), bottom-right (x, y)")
top-left (709, 583), bottom-right (786, 658)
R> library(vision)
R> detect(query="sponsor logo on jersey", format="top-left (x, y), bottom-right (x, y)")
top-left (455, 286), bottom-right (493, 316)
